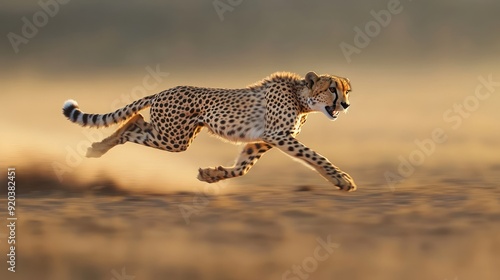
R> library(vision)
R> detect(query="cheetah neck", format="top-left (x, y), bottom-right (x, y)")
top-left (295, 85), bottom-right (314, 114)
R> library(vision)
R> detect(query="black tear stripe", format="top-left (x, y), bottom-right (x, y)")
top-left (332, 91), bottom-right (338, 111)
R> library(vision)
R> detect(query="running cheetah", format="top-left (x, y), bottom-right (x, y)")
top-left (62, 71), bottom-right (356, 191)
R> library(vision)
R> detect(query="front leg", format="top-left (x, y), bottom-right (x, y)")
top-left (198, 142), bottom-right (273, 183)
top-left (264, 135), bottom-right (356, 191)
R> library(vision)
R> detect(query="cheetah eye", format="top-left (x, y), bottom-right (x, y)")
top-left (329, 87), bottom-right (337, 94)
top-left (346, 90), bottom-right (351, 94)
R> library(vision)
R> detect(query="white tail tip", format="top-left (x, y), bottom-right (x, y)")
top-left (63, 99), bottom-right (79, 109)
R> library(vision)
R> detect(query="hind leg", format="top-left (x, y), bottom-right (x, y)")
top-left (87, 114), bottom-right (204, 157)
top-left (86, 114), bottom-right (149, 157)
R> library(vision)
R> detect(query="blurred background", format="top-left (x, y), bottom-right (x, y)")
top-left (1, 0), bottom-right (499, 190)
top-left (1, 1), bottom-right (500, 280)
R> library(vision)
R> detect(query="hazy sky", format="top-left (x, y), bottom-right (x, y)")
top-left (2, 0), bottom-right (499, 76)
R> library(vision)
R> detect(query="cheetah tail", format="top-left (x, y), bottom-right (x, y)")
top-left (62, 95), bottom-right (155, 127)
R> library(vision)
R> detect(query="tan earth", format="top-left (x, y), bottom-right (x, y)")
top-left (1, 163), bottom-right (499, 280)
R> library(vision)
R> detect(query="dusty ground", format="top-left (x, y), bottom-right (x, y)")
top-left (1, 165), bottom-right (499, 280)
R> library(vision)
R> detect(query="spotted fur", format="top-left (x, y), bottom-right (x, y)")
top-left (62, 71), bottom-right (356, 191)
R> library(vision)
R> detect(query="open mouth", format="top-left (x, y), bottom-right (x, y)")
top-left (325, 105), bottom-right (340, 119)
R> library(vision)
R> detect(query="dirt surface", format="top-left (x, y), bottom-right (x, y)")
top-left (1, 166), bottom-right (499, 280)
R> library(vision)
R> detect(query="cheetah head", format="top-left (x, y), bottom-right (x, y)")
top-left (304, 71), bottom-right (351, 121)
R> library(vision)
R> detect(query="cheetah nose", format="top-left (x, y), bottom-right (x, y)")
top-left (340, 102), bottom-right (350, 109)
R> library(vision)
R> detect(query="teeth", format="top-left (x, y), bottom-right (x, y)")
top-left (325, 106), bottom-right (340, 118)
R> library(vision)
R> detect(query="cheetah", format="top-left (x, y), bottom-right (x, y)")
top-left (62, 71), bottom-right (356, 191)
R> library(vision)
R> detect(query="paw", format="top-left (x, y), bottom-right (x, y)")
top-left (336, 171), bottom-right (357, 192)
top-left (197, 166), bottom-right (227, 183)
top-left (86, 142), bottom-right (107, 158)
top-left (86, 139), bottom-right (117, 158)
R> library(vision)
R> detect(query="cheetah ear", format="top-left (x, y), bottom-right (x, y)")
top-left (305, 72), bottom-right (319, 89)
